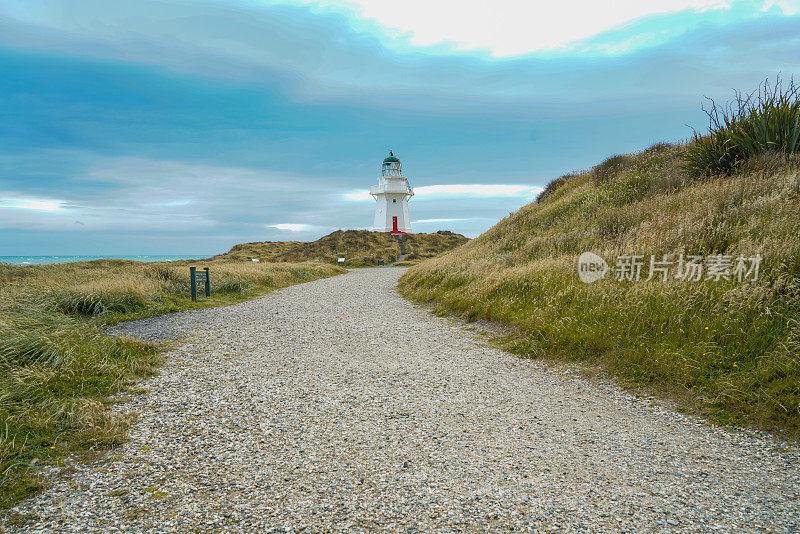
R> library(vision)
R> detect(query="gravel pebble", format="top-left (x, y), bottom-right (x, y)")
top-left (4, 268), bottom-right (799, 532)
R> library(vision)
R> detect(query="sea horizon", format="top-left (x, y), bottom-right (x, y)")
top-left (0, 255), bottom-right (207, 266)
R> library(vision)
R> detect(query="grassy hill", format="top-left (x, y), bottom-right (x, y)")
top-left (217, 229), bottom-right (469, 266)
top-left (399, 86), bottom-right (800, 435)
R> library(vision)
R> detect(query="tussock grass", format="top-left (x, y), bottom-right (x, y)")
top-left (686, 77), bottom-right (800, 177)
top-left (0, 259), bottom-right (343, 508)
top-left (400, 143), bottom-right (800, 436)
top-left (218, 230), bottom-right (468, 267)
top-left (402, 231), bottom-right (469, 262)
top-left (536, 172), bottom-right (579, 204)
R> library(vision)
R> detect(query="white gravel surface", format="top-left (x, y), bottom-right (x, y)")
top-left (4, 268), bottom-right (799, 532)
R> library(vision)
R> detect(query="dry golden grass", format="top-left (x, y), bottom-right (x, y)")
top-left (400, 144), bottom-right (800, 435)
top-left (217, 229), bottom-right (468, 267)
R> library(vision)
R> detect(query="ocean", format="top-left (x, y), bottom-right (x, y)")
top-left (0, 255), bottom-right (205, 266)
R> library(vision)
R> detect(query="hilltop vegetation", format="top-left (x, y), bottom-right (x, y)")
top-left (218, 229), bottom-right (468, 266)
top-left (0, 259), bottom-right (342, 509)
top-left (400, 80), bottom-right (800, 436)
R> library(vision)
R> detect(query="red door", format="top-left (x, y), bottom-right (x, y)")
top-left (392, 216), bottom-right (398, 232)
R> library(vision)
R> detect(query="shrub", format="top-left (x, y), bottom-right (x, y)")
top-left (591, 154), bottom-right (634, 185)
top-left (50, 291), bottom-right (106, 317)
top-left (642, 141), bottom-right (675, 155)
top-left (215, 280), bottom-right (252, 294)
top-left (536, 173), bottom-right (576, 204)
top-left (685, 76), bottom-right (800, 177)
top-left (49, 290), bottom-right (149, 317)
top-left (0, 264), bottom-right (31, 285)
top-left (144, 264), bottom-right (182, 284)
top-left (0, 308), bottom-right (79, 367)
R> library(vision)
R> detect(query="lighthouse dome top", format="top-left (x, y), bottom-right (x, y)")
top-left (383, 151), bottom-right (400, 164)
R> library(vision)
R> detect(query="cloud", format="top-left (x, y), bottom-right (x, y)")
top-left (764, 0), bottom-right (800, 14)
top-left (270, 223), bottom-right (312, 231)
top-left (413, 217), bottom-right (492, 223)
top-left (283, 0), bottom-right (746, 57)
top-left (0, 197), bottom-right (67, 211)
top-left (345, 184), bottom-right (542, 201)
top-left (0, 0), bottom-right (798, 115)
top-left (0, 155), bottom-right (343, 232)
top-left (148, 199), bottom-right (194, 207)
top-left (343, 191), bottom-right (373, 201)
top-left (413, 218), bottom-right (467, 223)
top-left (0, 149), bottom-right (542, 250)
top-left (414, 184), bottom-right (544, 198)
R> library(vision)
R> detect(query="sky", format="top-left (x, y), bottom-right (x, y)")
top-left (0, 0), bottom-right (798, 255)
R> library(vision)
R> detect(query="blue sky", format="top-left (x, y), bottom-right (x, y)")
top-left (1, 0), bottom-right (799, 254)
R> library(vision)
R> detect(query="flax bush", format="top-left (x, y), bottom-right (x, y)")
top-left (685, 77), bottom-right (800, 177)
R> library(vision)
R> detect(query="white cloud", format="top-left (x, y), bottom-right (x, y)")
top-left (0, 156), bottom-right (346, 232)
top-left (412, 217), bottom-right (497, 223)
top-left (147, 199), bottom-right (194, 207)
top-left (413, 218), bottom-right (467, 223)
top-left (344, 191), bottom-right (373, 201)
top-left (281, 0), bottom-right (744, 56)
top-left (763, 0), bottom-right (800, 14)
top-left (0, 0), bottom-right (795, 116)
top-left (344, 184), bottom-right (542, 201)
top-left (0, 197), bottom-right (67, 211)
top-left (414, 184), bottom-right (543, 198)
top-left (270, 223), bottom-right (312, 231)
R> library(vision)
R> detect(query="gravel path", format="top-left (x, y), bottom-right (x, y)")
top-left (6, 268), bottom-right (799, 532)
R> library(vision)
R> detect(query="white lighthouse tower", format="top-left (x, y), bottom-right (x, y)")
top-left (370, 151), bottom-right (413, 233)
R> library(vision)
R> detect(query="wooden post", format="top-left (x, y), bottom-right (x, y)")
top-left (204, 267), bottom-right (211, 297)
top-left (190, 266), bottom-right (197, 302)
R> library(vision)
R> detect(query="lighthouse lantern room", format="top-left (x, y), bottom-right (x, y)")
top-left (370, 151), bottom-right (413, 233)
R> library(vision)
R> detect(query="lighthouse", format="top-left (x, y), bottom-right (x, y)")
top-left (370, 151), bottom-right (414, 233)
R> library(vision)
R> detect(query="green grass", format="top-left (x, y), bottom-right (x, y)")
top-left (400, 141), bottom-right (800, 437)
top-left (0, 259), bottom-right (343, 509)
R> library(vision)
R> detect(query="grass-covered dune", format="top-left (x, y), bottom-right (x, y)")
top-left (218, 229), bottom-right (469, 267)
top-left (399, 84), bottom-right (800, 436)
top-left (0, 259), bottom-right (343, 508)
